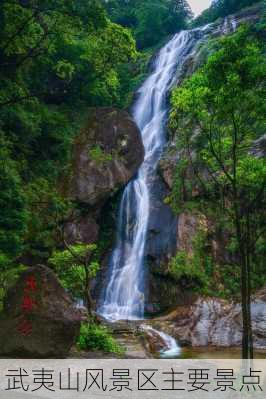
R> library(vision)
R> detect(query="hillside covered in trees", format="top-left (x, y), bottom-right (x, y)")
top-left (102, 0), bottom-right (192, 48)
top-left (0, 0), bottom-right (192, 306)
top-left (193, 0), bottom-right (262, 26)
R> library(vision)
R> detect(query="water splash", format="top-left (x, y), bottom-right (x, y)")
top-left (140, 325), bottom-right (181, 358)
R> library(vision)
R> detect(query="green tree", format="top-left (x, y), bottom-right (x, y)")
top-left (0, 0), bottom-right (137, 265)
top-left (49, 243), bottom-right (99, 314)
top-left (193, 0), bottom-right (262, 27)
top-left (103, 0), bottom-right (192, 49)
top-left (170, 26), bottom-right (266, 358)
top-left (0, 138), bottom-right (28, 258)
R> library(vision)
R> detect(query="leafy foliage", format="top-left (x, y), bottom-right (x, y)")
top-left (49, 244), bottom-right (99, 301)
top-left (89, 145), bottom-right (113, 166)
top-left (0, 140), bottom-right (28, 258)
top-left (193, 0), bottom-right (262, 27)
top-left (77, 323), bottom-right (124, 354)
top-left (169, 250), bottom-right (207, 290)
top-left (103, 0), bottom-right (192, 49)
top-left (169, 25), bottom-right (266, 303)
top-left (0, 255), bottom-right (27, 311)
top-left (0, 0), bottom-right (137, 267)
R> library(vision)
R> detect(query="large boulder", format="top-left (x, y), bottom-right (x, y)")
top-left (0, 265), bottom-right (83, 358)
top-left (69, 107), bottom-right (144, 206)
top-left (152, 289), bottom-right (266, 349)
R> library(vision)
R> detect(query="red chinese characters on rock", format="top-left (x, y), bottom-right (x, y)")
top-left (21, 296), bottom-right (36, 313)
top-left (17, 275), bottom-right (37, 337)
top-left (17, 318), bottom-right (33, 337)
top-left (24, 276), bottom-right (37, 292)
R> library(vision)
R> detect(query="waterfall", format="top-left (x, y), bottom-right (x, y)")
top-left (158, 330), bottom-right (181, 358)
top-left (140, 325), bottom-right (181, 358)
top-left (98, 29), bottom-right (204, 322)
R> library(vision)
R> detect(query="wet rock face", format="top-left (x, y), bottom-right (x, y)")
top-left (158, 148), bottom-right (180, 189)
top-left (139, 325), bottom-right (168, 354)
top-left (145, 273), bottom-right (195, 316)
top-left (144, 151), bottom-right (178, 313)
top-left (70, 107), bottom-right (144, 206)
top-left (0, 265), bottom-right (83, 358)
top-left (64, 214), bottom-right (99, 245)
top-left (145, 174), bottom-right (178, 268)
top-left (154, 290), bottom-right (266, 349)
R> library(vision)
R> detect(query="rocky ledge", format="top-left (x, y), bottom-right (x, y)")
top-left (150, 289), bottom-right (266, 350)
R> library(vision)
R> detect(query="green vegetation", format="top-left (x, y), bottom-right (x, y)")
top-left (193, 0), bottom-right (262, 27)
top-left (0, 0), bottom-right (192, 281)
top-left (49, 243), bottom-right (99, 312)
top-left (0, 0), bottom-right (136, 256)
top-left (0, 0), bottom-right (138, 304)
top-left (89, 145), bottom-right (113, 166)
top-left (169, 24), bottom-right (266, 358)
top-left (0, 0), bottom-right (265, 359)
top-left (169, 228), bottom-right (217, 296)
top-left (77, 323), bottom-right (124, 354)
top-left (0, 255), bottom-right (27, 312)
top-left (169, 225), bottom-right (266, 299)
top-left (103, 0), bottom-right (192, 49)
top-left (169, 250), bottom-right (207, 290)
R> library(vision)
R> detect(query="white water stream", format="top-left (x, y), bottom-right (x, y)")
top-left (98, 30), bottom-right (197, 322)
top-left (98, 19), bottom-right (237, 356)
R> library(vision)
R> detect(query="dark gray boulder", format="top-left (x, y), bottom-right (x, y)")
top-left (0, 265), bottom-right (83, 358)
top-left (69, 107), bottom-right (144, 206)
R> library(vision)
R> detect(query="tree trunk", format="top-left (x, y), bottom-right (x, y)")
top-left (240, 253), bottom-right (250, 358)
top-left (234, 207), bottom-right (252, 359)
top-left (84, 265), bottom-right (93, 316)
top-left (246, 212), bottom-right (254, 359)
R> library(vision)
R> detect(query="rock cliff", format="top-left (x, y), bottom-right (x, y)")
top-left (65, 107), bottom-right (144, 246)
top-left (150, 289), bottom-right (266, 349)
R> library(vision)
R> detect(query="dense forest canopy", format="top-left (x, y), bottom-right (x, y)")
top-left (193, 0), bottom-right (262, 26)
top-left (0, 0), bottom-right (194, 274)
top-left (0, 0), bottom-right (136, 272)
top-left (101, 0), bottom-right (193, 48)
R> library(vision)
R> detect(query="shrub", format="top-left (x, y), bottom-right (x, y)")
top-left (77, 323), bottom-right (124, 354)
top-left (89, 146), bottom-right (112, 166)
top-left (169, 251), bottom-right (206, 289)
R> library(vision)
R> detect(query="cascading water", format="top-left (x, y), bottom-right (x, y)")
top-left (98, 20), bottom-right (238, 323)
top-left (98, 30), bottom-right (201, 322)
top-left (158, 330), bottom-right (181, 358)
top-left (140, 325), bottom-right (181, 358)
